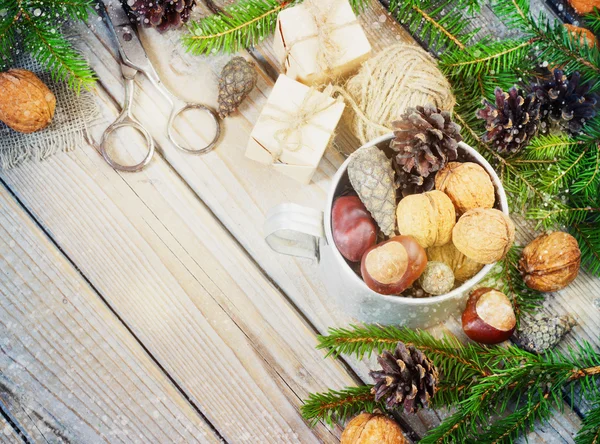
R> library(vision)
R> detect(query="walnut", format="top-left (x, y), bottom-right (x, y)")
top-left (435, 162), bottom-right (495, 214)
top-left (396, 190), bottom-right (455, 249)
top-left (427, 242), bottom-right (484, 283)
top-left (452, 208), bottom-right (515, 264)
top-left (0, 69), bottom-right (56, 133)
top-left (341, 413), bottom-right (407, 444)
top-left (519, 231), bottom-right (581, 292)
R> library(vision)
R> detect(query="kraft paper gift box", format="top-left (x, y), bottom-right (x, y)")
top-left (273, 0), bottom-right (372, 86)
top-left (245, 75), bottom-right (345, 184)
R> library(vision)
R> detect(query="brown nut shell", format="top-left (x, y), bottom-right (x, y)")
top-left (396, 190), bottom-right (455, 249)
top-left (341, 413), bottom-right (407, 444)
top-left (564, 24), bottom-right (597, 47)
top-left (435, 162), bottom-right (495, 214)
top-left (519, 231), bottom-right (581, 292)
top-left (361, 235), bottom-right (427, 295)
top-left (462, 287), bottom-right (516, 344)
top-left (452, 208), bottom-right (515, 264)
top-left (427, 242), bottom-right (484, 283)
top-left (0, 69), bottom-right (56, 133)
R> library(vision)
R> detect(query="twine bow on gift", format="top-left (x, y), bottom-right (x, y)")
top-left (264, 85), bottom-right (341, 162)
top-left (282, 0), bottom-right (355, 74)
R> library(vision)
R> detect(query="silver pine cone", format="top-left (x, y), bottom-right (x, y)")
top-left (218, 57), bottom-right (257, 119)
top-left (512, 314), bottom-right (576, 354)
top-left (348, 145), bottom-right (397, 237)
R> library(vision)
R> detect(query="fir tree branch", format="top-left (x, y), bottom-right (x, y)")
top-left (301, 385), bottom-right (382, 427)
top-left (184, 0), bottom-right (292, 55)
top-left (572, 224), bottom-right (600, 276)
top-left (575, 401), bottom-right (600, 444)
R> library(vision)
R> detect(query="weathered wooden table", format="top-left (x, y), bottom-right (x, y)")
top-left (1, 1), bottom-right (599, 442)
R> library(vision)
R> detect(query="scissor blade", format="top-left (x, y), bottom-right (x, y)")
top-left (99, 0), bottom-right (153, 73)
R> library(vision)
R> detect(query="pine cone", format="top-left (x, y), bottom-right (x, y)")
top-left (530, 69), bottom-right (597, 136)
top-left (512, 314), bottom-right (576, 354)
top-left (127, 0), bottom-right (195, 32)
top-left (348, 145), bottom-right (397, 237)
top-left (390, 104), bottom-right (461, 197)
top-left (477, 87), bottom-right (541, 156)
top-left (369, 342), bottom-right (438, 413)
top-left (218, 57), bottom-right (257, 119)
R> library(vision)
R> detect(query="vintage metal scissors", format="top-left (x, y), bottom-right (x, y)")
top-left (98, 0), bottom-right (220, 172)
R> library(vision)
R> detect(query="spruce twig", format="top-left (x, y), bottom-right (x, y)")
top-left (0, 0), bottom-right (96, 90)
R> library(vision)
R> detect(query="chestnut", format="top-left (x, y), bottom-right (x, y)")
top-left (462, 287), bottom-right (516, 344)
top-left (332, 196), bottom-right (377, 262)
top-left (360, 235), bottom-right (427, 295)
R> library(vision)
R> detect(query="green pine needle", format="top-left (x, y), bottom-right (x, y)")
top-left (301, 385), bottom-right (382, 427)
top-left (183, 0), bottom-right (293, 55)
top-left (0, 0), bottom-right (96, 91)
top-left (575, 401), bottom-right (600, 444)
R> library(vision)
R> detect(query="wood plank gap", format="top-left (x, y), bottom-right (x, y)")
top-left (0, 400), bottom-right (31, 444)
top-left (0, 178), bottom-right (229, 444)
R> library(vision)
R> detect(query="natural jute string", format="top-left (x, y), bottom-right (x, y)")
top-left (337, 44), bottom-right (456, 145)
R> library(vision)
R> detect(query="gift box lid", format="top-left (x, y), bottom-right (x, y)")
top-left (247, 75), bottom-right (345, 169)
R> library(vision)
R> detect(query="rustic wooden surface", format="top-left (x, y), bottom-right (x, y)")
top-left (0, 0), bottom-right (599, 442)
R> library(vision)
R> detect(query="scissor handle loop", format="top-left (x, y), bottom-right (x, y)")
top-left (100, 115), bottom-right (155, 173)
top-left (167, 103), bottom-right (221, 155)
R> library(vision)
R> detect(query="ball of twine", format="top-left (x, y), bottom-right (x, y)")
top-left (340, 44), bottom-right (456, 145)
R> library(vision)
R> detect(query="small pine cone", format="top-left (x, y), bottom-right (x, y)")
top-left (127, 0), bottom-right (196, 32)
top-left (530, 69), bottom-right (597, 136)
top-left (348, 145), bottom-right (397, 237)
top-left (369, 342), bottom-right (438, 413)
top-left (512, 314), bottom-right (576, 354)
top-left (390, 104), bottom-right (461, 197)
top-left (477, 87), bottom-right (541, 156)
top-left (218, 57), bottom-right (257, 119)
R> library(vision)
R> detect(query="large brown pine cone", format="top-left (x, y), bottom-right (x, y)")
top-left (390, 104), bottom-right (461, 197)
top-left (369, 342), bottom-right (438, 413)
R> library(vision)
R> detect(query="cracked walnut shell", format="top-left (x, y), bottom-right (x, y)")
top-left (396, 190), bottom-right (455, 249)
top-left (0, 69), bottom-right (56, 133)
top-left (341, 413), bottom-right (407, 444)
top-left (435, 162), bottom-right (495, 214)
top-left (427, 242), bottom-right (484, 283)
top-left (452, 208), bottom-right (515, 264)
top-left (519, 231), bottom-right (581, 292)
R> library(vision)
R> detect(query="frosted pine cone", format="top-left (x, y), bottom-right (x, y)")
top-left (127, 0), bottom-right (195, 32)
top-left (477, 87), bottom-right (540, 156)
top-left (512, 314), bottom-right (576, 354)
top-left (348, 145), bottom-right (397, 237)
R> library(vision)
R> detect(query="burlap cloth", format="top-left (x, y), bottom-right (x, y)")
top-left (0, 53), bottom-right (101, 170)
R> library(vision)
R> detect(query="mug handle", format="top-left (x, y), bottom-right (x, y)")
top-left (264, 203), bottom-right (325, 260)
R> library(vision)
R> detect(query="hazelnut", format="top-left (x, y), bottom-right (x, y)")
top-left (519, 231), bottom-right (581, 292)
top-left (0, 69), bottom-right (56, 133)
top-left (341, 413), bottom-right (407, 444)
top-left (361, 235), bottom-right (427, 295)
top-left (462, 287), bottom-right (516, 344)
top-left (569, 0), bottom-right (599, 14)
top-left (332, 196), bottom-right (377, 262)
top-left (427, 242), bottom-right (484, 283)
top-left (435, 162), bottom-right (495, 214)
top-left (418, 261), bottom-right (455, 296)
top-left (396, 190), bottom-right (455, 249)
top-left (452, 208), bottom-right (515, 264)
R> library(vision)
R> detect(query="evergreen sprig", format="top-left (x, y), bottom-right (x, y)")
top-left (305, 326), bottom-right (600, 443)
top-left (576, 401), bottom-right (600, 444)
top-left (183, 0), bottom-right (293, 55)
top-left (0, 0), bottom-right (96, 90)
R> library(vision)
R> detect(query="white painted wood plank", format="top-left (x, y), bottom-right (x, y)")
top-left (0, 187), bottom-right (220, 443)
top-left (0, 81), bottom-right (381, 442)
top-left (0, 415), bottom-right (22, 443)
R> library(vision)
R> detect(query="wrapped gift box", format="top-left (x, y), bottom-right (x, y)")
top-left (245, 75), bottom-right (345, 184)
top-left (273, 0), bottom-right (372, 86)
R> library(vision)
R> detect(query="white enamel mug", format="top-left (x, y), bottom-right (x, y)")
top-left (264, 133), bottom-right (509, 328)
